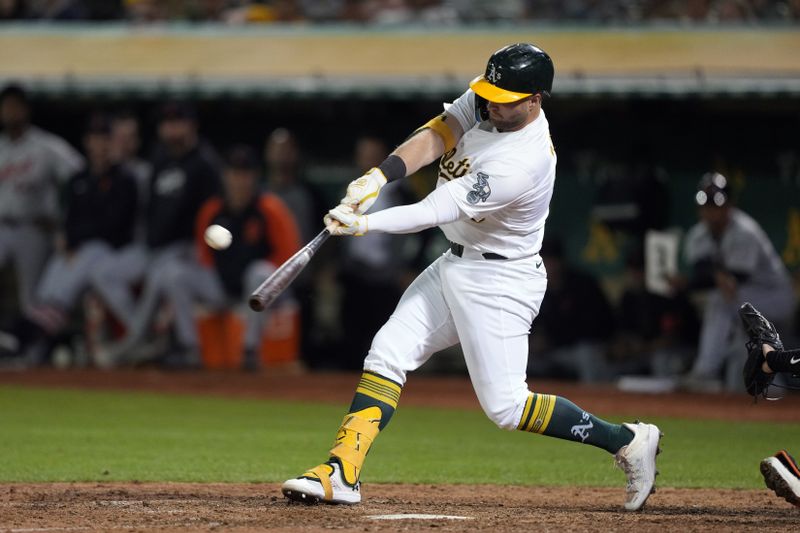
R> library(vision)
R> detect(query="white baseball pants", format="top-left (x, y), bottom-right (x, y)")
top-left (364, 250), bottom-right (547, 430)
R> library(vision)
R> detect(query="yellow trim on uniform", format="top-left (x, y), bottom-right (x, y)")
top-left (530, 394), bottom-right (557, 434)
top-left (469, 75), bottom-right (532, 103)
top-left (526, 394), bottom-right (544, 432)
top-left (517, 394), bottom-right (535, 431)
top-left (355, 372), bottom-right (402, 408)
top-left (416, 115), bottom-right (456, 152)
top-left (518, 393), bottom-right (557, 434)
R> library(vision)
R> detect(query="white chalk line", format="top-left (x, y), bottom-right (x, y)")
top-left (367, 513), bottom-right (473, 520)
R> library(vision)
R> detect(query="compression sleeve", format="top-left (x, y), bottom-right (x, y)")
top-left (366, 184), bottom-right (465, 234)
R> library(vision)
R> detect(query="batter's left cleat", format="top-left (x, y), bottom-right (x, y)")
top-left (761, 450), bottom-right (800, 507)
top-left (282, 460), bottom-right (361, 505)
top-left (615, 421), bottom-right (663, 511)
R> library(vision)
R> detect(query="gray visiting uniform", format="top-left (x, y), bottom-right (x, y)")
top-left (158, 259), bottom-right (278, 351)
top-left (0, 126), bottom-right (84, 311)
top-left (685, 208), bottom-right (795, 384)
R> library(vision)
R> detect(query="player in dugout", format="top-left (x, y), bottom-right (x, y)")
top-left (158, 145), bottom-right (301, 369)
top-left (0, 83), bottom-right (84, 326)
top-left (2, 113), bottom-right (137, 364)
top-left (739, 302), bottom-right (800, 508)
top-left (281, 43), bottom-right (662, 512)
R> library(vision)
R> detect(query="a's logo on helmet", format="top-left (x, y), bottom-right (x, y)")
top-left (487, 63), bottom-right (501, 84)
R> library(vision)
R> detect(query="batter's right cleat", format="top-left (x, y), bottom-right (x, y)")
top-left (761, 450), bottom-right (800, 507)
top-left (615, 422), bottom-right (663, 511)
top-left (281, 460), bottom-right (361, 505)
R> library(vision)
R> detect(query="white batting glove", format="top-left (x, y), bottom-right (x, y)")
top-left (325, 204), bottom-right (368, 236)
top-left (341, 168), bottom-right (387, 214)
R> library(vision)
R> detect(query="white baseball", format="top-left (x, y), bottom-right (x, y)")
top-left (204, 224), bottom-right (232, 250)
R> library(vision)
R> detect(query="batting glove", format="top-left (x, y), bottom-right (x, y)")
top-left (341, 168), bottom-right (387, 214)
top-left (325, 204), bottom-right (368, 236)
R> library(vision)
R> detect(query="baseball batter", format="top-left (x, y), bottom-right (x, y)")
top-left (282, 44), bottom-right (662, 511)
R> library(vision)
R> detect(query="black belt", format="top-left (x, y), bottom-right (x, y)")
top-left (449, 242), bottom-right (507, 260)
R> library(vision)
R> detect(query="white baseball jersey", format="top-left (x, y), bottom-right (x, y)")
top-left (0, 126), bottom-right (84, 221)
top-left (437, 89), bottom-right (556, 259)
top-left (363, 89), bottom-right (556, 431)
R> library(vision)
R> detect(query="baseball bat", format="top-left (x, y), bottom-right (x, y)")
top-left (248, 227), bottom-right (332, 312)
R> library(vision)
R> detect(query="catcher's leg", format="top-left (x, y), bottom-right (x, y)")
top-left (282, 258), bottom-right (459, 504)
top-left (761, 450), bottom-right (800, 507)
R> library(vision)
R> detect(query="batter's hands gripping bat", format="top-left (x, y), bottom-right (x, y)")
top-left (248, 227), bottom-right (332, 312)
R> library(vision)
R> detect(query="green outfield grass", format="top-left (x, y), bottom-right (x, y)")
top-left (1, 385), bottom-right (798, 488)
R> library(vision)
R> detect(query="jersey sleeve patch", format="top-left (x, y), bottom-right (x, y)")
top-left (466, 172), bottom-right (491, 205)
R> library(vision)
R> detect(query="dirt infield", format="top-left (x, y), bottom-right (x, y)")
top-left (1, 482), bottom-right (797, 532)
top-left (2, 369), bottom-right (799, 531)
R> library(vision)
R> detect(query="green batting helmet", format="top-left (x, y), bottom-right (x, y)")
top-left (470, 43), bottom-right (554, 103)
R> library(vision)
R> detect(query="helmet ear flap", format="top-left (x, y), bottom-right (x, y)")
top-left (474, 94), bottom-right (489, 122)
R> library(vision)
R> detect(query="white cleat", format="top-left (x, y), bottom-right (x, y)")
top-left (281, 461), bottom-right (361, 505)
top-left (760, 450), bottom-right (800, 507)
top-left (615, 422), bottom-right (662, 511)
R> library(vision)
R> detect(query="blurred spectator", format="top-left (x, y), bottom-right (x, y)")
top-left (336, 135), bottom-right (410, 369)
top-left (123, 0), bottom-right (167, 22)
top-left (681, 172), bottom-right (795, 390)
top-left (4, 114), bottom-right (138, 364)
top-left (0, 84), bottom-right (84, 323)
top-left (612, 247), bottom-right (699, 377)
top-left (529, 237), bottom-right (616, 382)
top-left (364, 0), bottom-right (458, 25)
top-left (298, 0), bottom-right (344, 21)
top-left (90, 102), bottom-right (221, 365)
top-left (149, 145), bottom-right (301, 369)
top-left (5, 0), bottom-right (799, 23)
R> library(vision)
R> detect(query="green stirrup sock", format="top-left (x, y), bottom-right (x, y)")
top-left (347, 371), bottom-right (402, 430)
top-left (517, 393), bottom-right (634, 454)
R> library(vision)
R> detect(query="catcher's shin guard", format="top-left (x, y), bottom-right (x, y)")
top-left (282, 372), bottom-right (402, 504)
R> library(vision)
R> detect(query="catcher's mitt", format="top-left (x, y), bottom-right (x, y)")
top-left (739, 302), bottom-right (784, 398)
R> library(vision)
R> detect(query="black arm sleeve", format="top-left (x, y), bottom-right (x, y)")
top-left (765, 348), bottom-right (800, 374)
